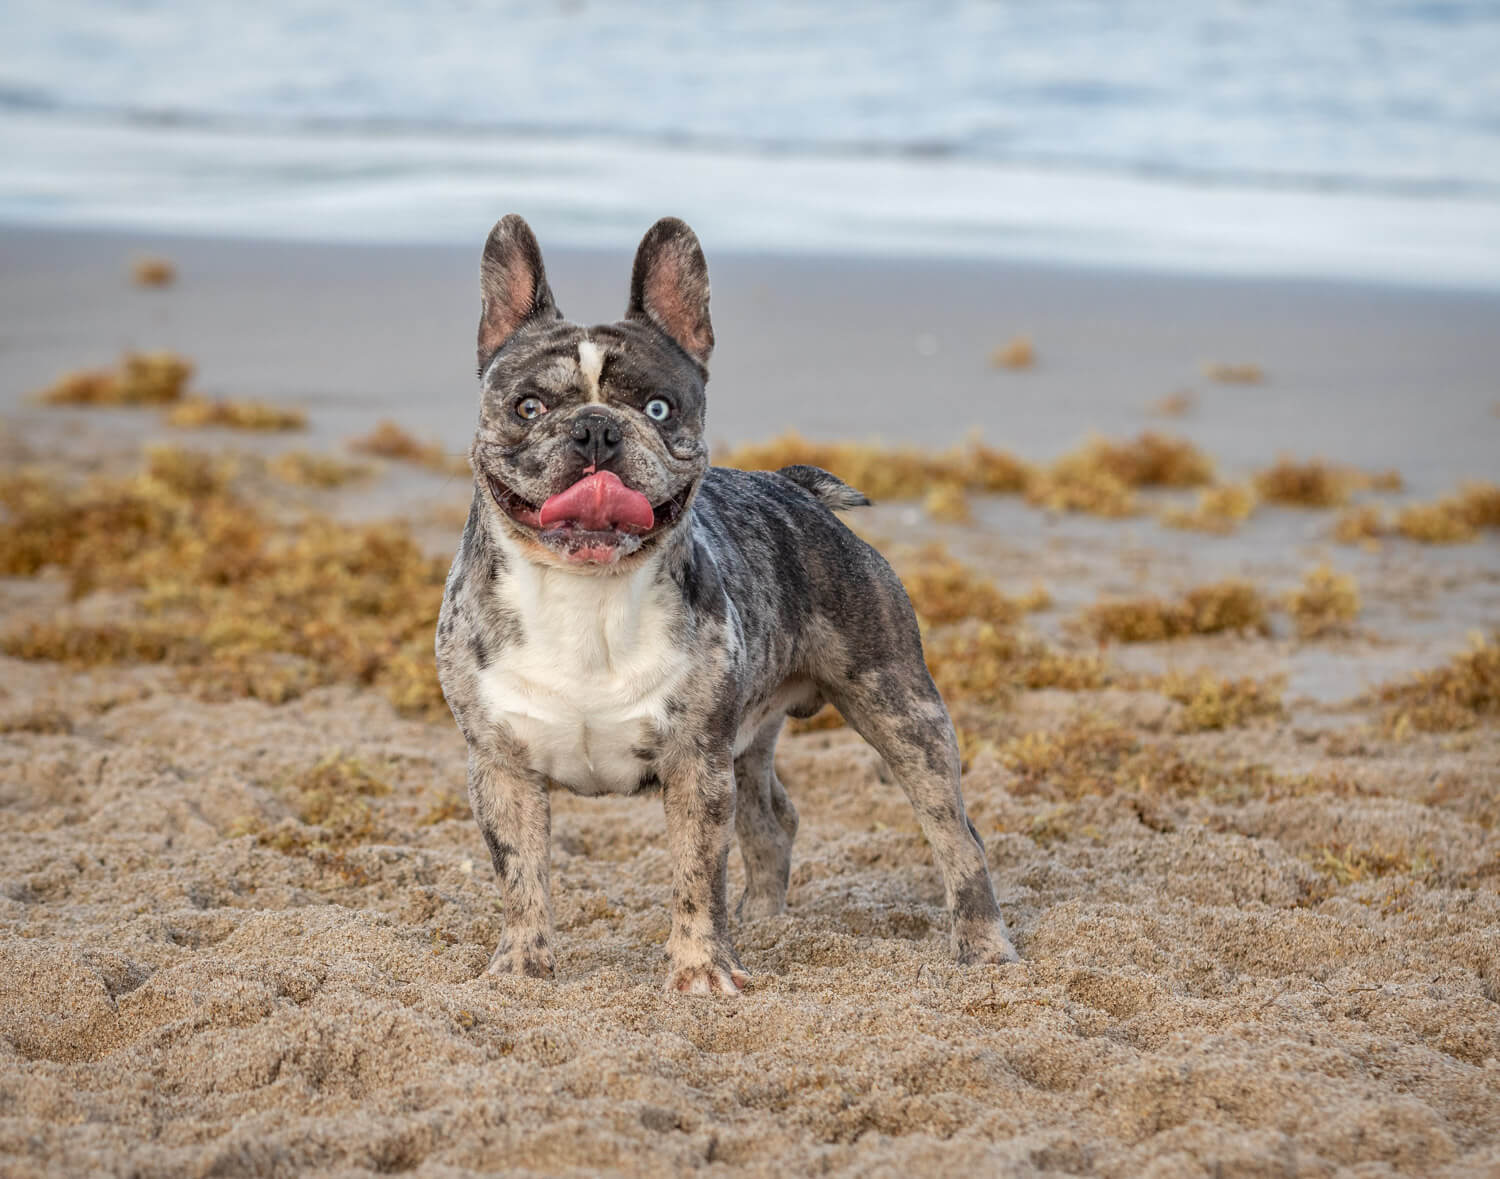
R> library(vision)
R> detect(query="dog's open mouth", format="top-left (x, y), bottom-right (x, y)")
top-left (486, 470), bottom-right (693, 565)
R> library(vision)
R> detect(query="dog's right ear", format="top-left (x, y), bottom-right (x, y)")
top-left (478, 215), bottom-right (559, 374)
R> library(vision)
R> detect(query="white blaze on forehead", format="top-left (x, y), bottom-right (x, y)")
top-left (577, 338), bottom-right (606, 402)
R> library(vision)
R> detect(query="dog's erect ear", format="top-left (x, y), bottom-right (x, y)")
top-left (478, 215), bottom-right (558, 373)
top-left (627, 217), bottom-right (713, 367)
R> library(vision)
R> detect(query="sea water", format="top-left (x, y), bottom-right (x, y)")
top-left (2, 0), bottom-right (1498, 286)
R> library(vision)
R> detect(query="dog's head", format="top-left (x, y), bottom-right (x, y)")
top-left (471, 215), bottom-right (713, 572)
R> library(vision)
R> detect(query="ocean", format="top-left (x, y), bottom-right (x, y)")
top-left (3, 0), bottom-right (1499, 286)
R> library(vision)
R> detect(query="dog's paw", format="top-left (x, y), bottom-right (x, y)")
top-left (665, 962), bottom-right (750, 996)
top-left (955, 922), bottom-right (1020, 966)
top-left (485, 936), bottom-right (555, 979)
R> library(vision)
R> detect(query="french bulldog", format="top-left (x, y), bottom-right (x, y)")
top-left (435, 214), bottom-right (1018, 995)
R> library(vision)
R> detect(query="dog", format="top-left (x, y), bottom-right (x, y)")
top-left (435, 215), bottom-right (1018, 994)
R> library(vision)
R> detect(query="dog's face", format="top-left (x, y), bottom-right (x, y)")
top-left (471, 216), bottom-right (714, 571)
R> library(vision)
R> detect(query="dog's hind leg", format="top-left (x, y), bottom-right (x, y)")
top-left (830, 671), bottom-right (1018, 965)
top-left (734, 717), bottom-right (799, 922)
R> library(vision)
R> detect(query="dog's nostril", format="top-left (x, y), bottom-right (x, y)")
top-left (570, 413), bottom-right (620, 458)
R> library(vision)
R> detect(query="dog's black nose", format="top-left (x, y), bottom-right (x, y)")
top-left (570, 411), bottom-right (622, 467)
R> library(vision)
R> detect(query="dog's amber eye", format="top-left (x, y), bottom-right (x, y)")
top-left (645, 397), bottom-right (671, 422)
top-left (516, 397), bottom-right (547, 421)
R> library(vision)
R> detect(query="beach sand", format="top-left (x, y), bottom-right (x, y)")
top-left (1, 227), bottom-right (1498, 1177)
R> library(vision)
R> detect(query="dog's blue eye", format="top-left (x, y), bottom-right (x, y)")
top-left (645, 398), bottom-right (671, 422)
top-left (516, 397), bottom-right (547, 421)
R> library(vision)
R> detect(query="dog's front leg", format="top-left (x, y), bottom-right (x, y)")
top-left (660, 749), bottom-right (749, 995)
top-left (469, 746), bottom-right (554, 979)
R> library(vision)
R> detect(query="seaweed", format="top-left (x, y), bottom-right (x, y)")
top-left (1396, 482), bottom-right (1500, 544)
top-left (1333, 505), bottom-right (1386, 545)
top-left (1284, 565), bottom-right (1360, 638)
top-left (1084, 579), bottom-right (1268, 643)
top-left (896, 545), bottom-right (1035, 627)
top-left (1026, 432), bottom-right (1214, 518)
top-left (0, 448), bottom-right (449, 718)
top-left (1203, 362), bottom-right (1264, 384)
top-left (268, 451), bottom-right (374, 488)
top-left (1254, 457), bottom-right (1354, 508)
top-left (990, 336), bottom-right (1035, 369)
top-left (1160, 483), bottom-right (1257, 534)
top-left (36, 352), bottom-right (193, 407)
top-left (923, 483), bottom-right (972, 523)
top-left (349, 420), bottom-right (470, 476)
top-left (131, 257), bottom-right (176, 287)
top-left (1154, 668), bottom-right (1285, 731)
top-left (167, 397), bottom-right (307, 431)
top-left (1378, 633), bottom-right (1500, 734)
top-left (718, 431), bottom-right (1032, 502)
top-left (1149, 390), bottom-right (1196, 417)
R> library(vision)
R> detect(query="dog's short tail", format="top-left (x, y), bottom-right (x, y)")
top-left (778, 464), bottom-right (871, 510)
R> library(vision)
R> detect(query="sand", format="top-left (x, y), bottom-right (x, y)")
top-left (2, 228), bottom-right (1499, 1177)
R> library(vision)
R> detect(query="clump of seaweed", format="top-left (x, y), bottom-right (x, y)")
top-left (1149, 390), bottom-right (1195, 417)
top-left (991, 336), bottom-right (1035, 370)
top-left (1026, 432), bottom-right (1214, 518)
top-left (1378, 633), bottom-right (1500, 734)
top-left (1084, 579), bottom-right (1268, 643)
top-left (350, 420), bottom-right (470, 477)
top-left (1160, 483), bottom-right (1258, 534)
top-left (923, 483), bottom-right (972, 524)
top-left (0, 449), bottom-right (449, 717)
top-left (1333, 505), bottom-right (1386, 545)
top-left (230, 754), bottom-right (393, 852)
top-left (268, 450), bottom-right (374, 488)
top-left (718, 431), bottom-right (1033, 502)
top-left (1284, 564), bottom-right (1360, 638)
top-left (896, 545), bottom-right (1038, 627)
top-left (131, 257), bottom-right (176, 287)
top-left (167, 397), bottom-right (307, 431)
top-left (1154, 668), bottom-right (1285, 731)
top-left (1204, 362), bottom-right (1264, 384)
top-left (1395, 482), bottom-right (1500, 544)
top-left (1253, 457), bottom-right (1357, 508)
top-left (283, 753), bottom-right (392, 845)
top-left (998, 715), bottom-right (1245, 804)
top-left (1311, 843), bottom-right (1414, 886)
top-left (1000, 717), bottom-right (1142, 799)
top-left (36, 351), bottom-right (194, 407)
top-left (926, 623), bottom-right (1113, 716)
top-left (1025, 463), bottom-right (1136, 517)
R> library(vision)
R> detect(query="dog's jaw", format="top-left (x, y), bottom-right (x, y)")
top-left (484, 469), bottom-right (697, 570)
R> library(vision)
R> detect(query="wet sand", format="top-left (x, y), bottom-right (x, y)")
top-left (2, 227), bottom-right (1499, 1177)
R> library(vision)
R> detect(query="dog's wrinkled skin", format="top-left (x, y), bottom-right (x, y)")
top-left (436, 215), bottom-right (1018, 995)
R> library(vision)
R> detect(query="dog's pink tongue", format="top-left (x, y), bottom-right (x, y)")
top-left (538, 471), bottom-right (654, 532)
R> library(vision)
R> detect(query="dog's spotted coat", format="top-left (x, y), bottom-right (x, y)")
top-left (436, 215), bottom-right (1017, 994)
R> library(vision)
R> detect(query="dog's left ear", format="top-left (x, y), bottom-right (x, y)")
top-left (627, 218), bottom-right (713, 367)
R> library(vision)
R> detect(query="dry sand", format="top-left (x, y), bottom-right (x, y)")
top-left (2, 229), bottom-right (1499, 1177)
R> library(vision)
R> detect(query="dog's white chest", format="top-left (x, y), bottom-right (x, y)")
top-left (476, 563), bottom-right (689, 795)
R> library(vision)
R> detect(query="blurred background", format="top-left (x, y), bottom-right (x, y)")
top-left (2, 0), bottom-right (1499, 480)
top-left (5, 0), bottom-right (1500, 282)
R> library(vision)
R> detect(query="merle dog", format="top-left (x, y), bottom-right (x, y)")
top-left (436, 215), bottom-right (1017, 994)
